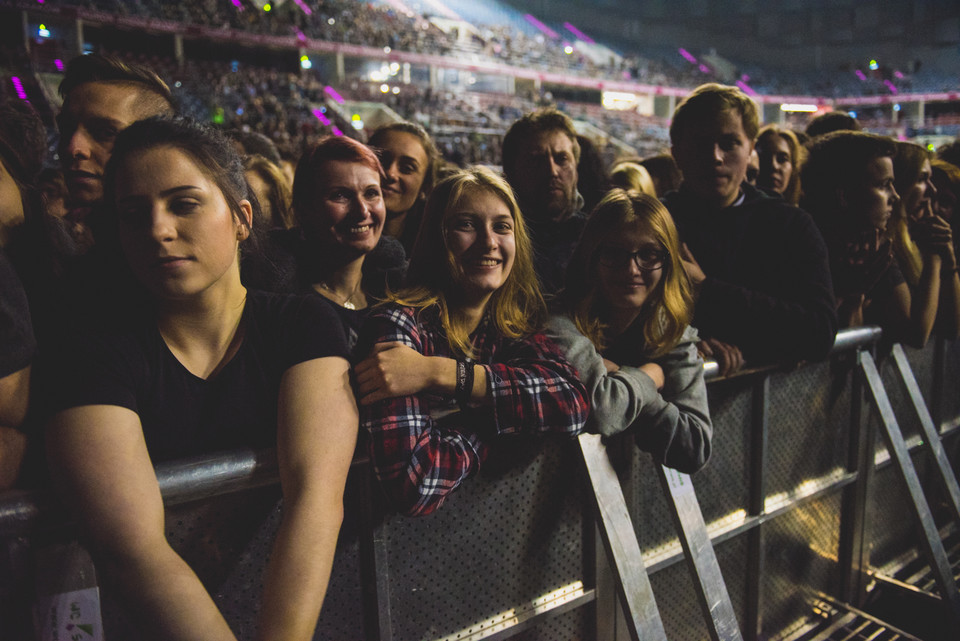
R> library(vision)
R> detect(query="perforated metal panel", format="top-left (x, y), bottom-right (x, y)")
top-left (649, 553), bottom-right (711, 641)
top-left (100, 483), bottom-right (365, 641)
top-left (865, 460), bottom-right (927, 571)
top-left (901, 344), bottom-right (935, 411)
top-left (632, 450), bottom-right (684, 557)
top-left (380, 438), bottom-right (586, 641)
top-left (760, 492), bottom-right (843, 639)
top-left (714, 534), bottom-right (750, 629)
top-left (877, 351), bottom-right (924, 443)
top-left (766, 361), bottom-right (852, 502)
top-left (691, 378), bottom-right (754, 527)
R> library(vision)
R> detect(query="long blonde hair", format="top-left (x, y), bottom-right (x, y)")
top-left (389, 166), bottom-right (546, 357)
top-left (559, 189), bottom-right (693, 357)
top-left (892, 141), bottom-right (930, 286)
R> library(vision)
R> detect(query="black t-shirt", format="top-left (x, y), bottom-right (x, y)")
top-left (50, 291), bottom-right (349, 463)
top-left (0, 249), bottom-right (35, 380)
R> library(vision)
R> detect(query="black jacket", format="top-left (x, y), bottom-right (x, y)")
top-left (662, 183), bottom-right (838, 365)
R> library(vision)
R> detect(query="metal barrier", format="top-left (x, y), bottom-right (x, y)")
top-left (1, 328), bottom-right (957, 640)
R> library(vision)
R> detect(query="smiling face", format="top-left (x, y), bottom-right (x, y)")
top-left (114, 145), bottom-right (250, 301)
top-left (595, 222), bottom-right (664, 321)
top-left (445, 187), bottom-right (516, 308)
top-left (757, 133), bottom-right (793, 195)
top-left (58, 82), bottom-right (154, 207)
top-left (901, 159), bottom-right (937, 220)
top-left (843, 155), bottom-right (898, 231)
top-left (509, 129), bottom-right (578, 221)
top-left (672, 108), bottom-right (753, 208)
top-left (375, 130), bottom-right (429, 217)
top-left (303, 159), bottom-right (385, 257)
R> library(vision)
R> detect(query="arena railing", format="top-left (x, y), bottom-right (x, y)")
top-left (2, 327), bottom-right (958, 640)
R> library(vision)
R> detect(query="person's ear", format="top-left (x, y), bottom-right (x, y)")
top-left (237, 200), bottom-right (253, 241)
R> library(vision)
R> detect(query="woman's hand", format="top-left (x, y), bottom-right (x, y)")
top-left (638, 363), bottom-right (665, 390)
top-left (697, 337), bottom-right (744, 377)
top-left (912, 214), bottom-right (955, 261)
top-left (354, 341), bottom-right (442, 405)
top-left (831, 228), bottom-right (893, 297)
top-left (602, 358), bottom-right (620, 373)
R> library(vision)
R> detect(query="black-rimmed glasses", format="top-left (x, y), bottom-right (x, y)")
top-left (596, 245), bottom-right (668, 271)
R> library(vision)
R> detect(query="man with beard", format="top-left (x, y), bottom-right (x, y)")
top-left (502, 109), bottom-right (586, 294)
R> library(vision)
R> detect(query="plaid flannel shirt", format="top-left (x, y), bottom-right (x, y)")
top-left (359, 304), bottom-right (588, 517)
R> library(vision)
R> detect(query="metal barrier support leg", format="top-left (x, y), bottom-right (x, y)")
top-left (890, 344), bottom-right (960, 527)
top-left (656, 466), bottom-right (744, 641)
top-left (578, 433), bottom-right (668, 641)
top-left (745, 375), bottom-right (769, 641)
top-left (859, 350), bottom-right (960, 620)
top-left (357, 467), bottom-right (393, 641)
top-left (838, 351), bottom-right (873, 606)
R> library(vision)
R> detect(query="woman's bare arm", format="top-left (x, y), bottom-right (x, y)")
top-left (46, 405), bottom-right (236, 641)
top-left (257, 356), bottom-right (358, 641)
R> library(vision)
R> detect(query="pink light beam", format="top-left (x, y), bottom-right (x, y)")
top-left (678, 48), bottom-right (698, 64)
top-left (324, 86), bottom-right (345, 104)
top-left (563, 22), bottom-right (594, 44)
top-left (11, 77), bottom-right (28, 100)
top-left (524, 15), bottom-right (559, 40)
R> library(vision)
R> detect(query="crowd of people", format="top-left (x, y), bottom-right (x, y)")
top-left (24, 0), bottom-right (958, 99)
top-left (2, 50), bottom-right (960, 639)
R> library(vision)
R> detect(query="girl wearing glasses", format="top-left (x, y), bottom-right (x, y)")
top-left (354, 167), bottom-right (589, 516)
top-left (547, 189), bottom-right (712, 473)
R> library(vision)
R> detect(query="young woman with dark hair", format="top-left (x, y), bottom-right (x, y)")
top-left (45, 117), bottom-right (357, 640)
top-left (354, 166), bottom-right (588, 516)
top-left (368, 121), bottom-right (438, 254)
top-left (546, 189), bottom-right (711, 473)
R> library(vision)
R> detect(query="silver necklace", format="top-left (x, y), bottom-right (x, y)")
top-left (316, 280), bottom-right (362, 310)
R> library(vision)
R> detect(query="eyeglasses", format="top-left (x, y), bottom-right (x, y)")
top-left (597, 245), bottom-right (668, 271)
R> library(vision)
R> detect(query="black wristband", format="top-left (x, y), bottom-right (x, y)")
top-left (455, 358), bottom-right (475, 410)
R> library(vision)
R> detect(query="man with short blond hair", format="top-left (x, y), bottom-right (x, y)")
top-left (664, 84), bottom-right (837, 374)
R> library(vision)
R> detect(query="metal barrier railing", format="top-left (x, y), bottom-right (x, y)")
top-left (2, 326), bottom-right (956, 641)
top-left (0, 327), bottom-right (886, 536)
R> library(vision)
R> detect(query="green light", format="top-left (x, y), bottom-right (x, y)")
top-left (264, 3), bottom-right (271, 11)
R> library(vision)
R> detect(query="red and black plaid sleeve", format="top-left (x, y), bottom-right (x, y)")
top-left (360, 305), bottom-right (489, 517)
top-left (484, 332), bottom-right (589, 436)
